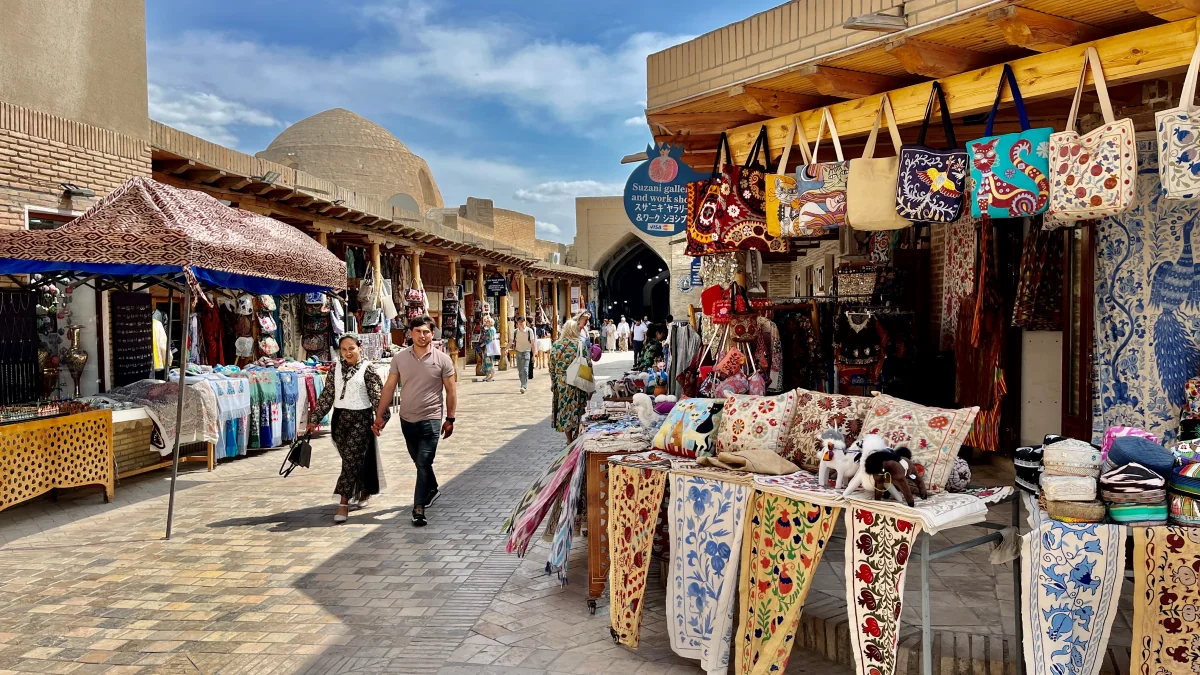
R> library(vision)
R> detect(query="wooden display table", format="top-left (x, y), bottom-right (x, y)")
top-left (0, 409), bottom-right (114, 512)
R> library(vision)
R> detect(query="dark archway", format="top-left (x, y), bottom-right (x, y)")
top-left (598, 239), bottom-right (669, 322)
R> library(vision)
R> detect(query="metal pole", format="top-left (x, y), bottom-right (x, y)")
top-left (164, 285), bottom-right (191, 540)
top-left (921, 533), bottom-right (932, 675)
top-left (1011, 496), bottom-right (1024, 675)
top-left (163, 286), bottom-right (173, 380)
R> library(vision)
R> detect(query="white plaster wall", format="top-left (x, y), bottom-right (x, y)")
top-left (1020, 331), bottom-right (1063, 446)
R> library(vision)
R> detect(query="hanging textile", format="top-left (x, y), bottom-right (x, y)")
top-left (546, 447), bottom-right (587, 586)
top-left (736, 491), bottom-right (839, 675)
top-left (1020, 521), bottom-right (1125, 675)
top-left (956, 220), bottom-right (1006, 449)
top-left (668, 473), bottom-right (751, 674)
top-left (845, 508), bottom-right (921, 675)
top-left (277, 371), bottom-right (299, 444)
top-left (1094, 138), bottom-right (1200, 444)
top-left (1012, 222), bottom-right (1064, 330)
top-left (965, 369), bottom-right (1007, 452)
top-left (1131, 526), bottom-right (1200, 674)
top-left (503, 439), bottom-right (582, 556)
top-left (940, 217), bottom-right (977, 351)
top-left (608, 463), bottom-right (669, 648)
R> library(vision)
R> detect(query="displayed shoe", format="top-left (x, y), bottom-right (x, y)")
top-left (425, 489), bottom-right (441, 508)
top-left (411, 507), bottom-right (427, 527)
top-left (334, 504), bottom-right (349, 524)
top-left (352, 497), bottom-right (370, 510)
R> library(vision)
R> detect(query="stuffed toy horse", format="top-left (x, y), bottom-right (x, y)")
top-left (839, 434), bottom-right (890, 498)
top-left (817, 429), bottom-right (860, 489)
top-left (859, 447), bottom-right (928, 507)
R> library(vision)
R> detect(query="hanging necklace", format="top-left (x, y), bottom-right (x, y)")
top-left (846, 312), bottom-right (872, 333)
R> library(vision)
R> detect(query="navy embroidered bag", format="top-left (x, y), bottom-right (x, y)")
top-left (896, 81), bottom-right (968, 223)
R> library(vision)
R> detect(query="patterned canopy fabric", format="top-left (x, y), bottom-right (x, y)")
top-left (0, 177), bottom-right (345, 293)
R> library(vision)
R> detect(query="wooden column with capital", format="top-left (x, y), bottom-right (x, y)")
top-left (518, 273), bottom-right (527, 319)
top-left (411, 250), bottom-right (422, 295)
top-left (551, 279), bottom-right (560, 339)
top-left (316, 231), bottom-right (328, 247)
top-left (475, 264), bottom-right (485, 376)
top-left (498, 270), bottom-right (510, 371)
top-left (448, 258), bottom-right (460, 369)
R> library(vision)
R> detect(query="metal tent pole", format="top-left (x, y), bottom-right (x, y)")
top-left (164, 285), bottom-right (191, 540)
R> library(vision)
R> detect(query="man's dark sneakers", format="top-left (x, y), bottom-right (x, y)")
top-left (411, 507), bottom-right (427, 527)
top-left (425, 489), bottom-right (441, 508)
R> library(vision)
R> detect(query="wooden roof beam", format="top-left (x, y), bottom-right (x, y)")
top-left (216, 176), bottom-right (252, 190)
top-left (727, 85), bottom-right (823, 116)
top-left (160, 159), bottom-right (196, 175)
top-left (184, 169), bottom-right (226, 184)
top-left (796, 65), bottom-right (904, 98)
top-left (286, 194), bottom-right (316, 208)
top-left (325, 206), bottom-right (350, 218)
top-left (646, 111), bottom-right (769, 135)
top-left (884, 38), bottom-right (992, 78)
top-left (988, 7), bottom-right (1106, 53)
top-left (1136, 0), bottom-right (1200, 21)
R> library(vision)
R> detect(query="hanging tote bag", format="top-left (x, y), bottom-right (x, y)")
top-left (792, 108), bottom-right (849, 234)
top-left (765, 115), bottom-right (815, 237)
top-left (847, 94), bottom-right (911, 231)
top-left (1046, 47), bottom-right (1136, 225)
top-left (686, 133), bottom-right (733, 256)
top-left (721, 126), bottom-right (788, 253)
top-left (565, 338), bottom-right (596, 393)
top-left (896, 81), bottom-right (968, 223)
top-left (967, 64), bottom-right (1052, 219)
top-left (1157, 35), bottom-right (1200, 199)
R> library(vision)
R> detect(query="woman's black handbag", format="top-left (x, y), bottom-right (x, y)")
top-left (280, 433), bottom-right (312, 477)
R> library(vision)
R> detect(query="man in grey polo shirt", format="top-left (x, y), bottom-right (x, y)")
top-left (374, 315), bottom-right (457, 527)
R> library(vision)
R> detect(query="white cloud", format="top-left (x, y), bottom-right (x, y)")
top-left (514, 180), bottom-right (624, 203)
top-left (624, 115), bottom-right (647, 127)
top-left (147, 83), bottom-right (282, 149)
top-left (535, 221), bottom-right (562, 236)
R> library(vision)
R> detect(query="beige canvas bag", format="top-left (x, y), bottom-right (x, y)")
top-left (848, 94), bottom-right (911, 231)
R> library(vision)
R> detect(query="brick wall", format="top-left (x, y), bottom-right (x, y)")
top-left (493, 208), bottom-right (537, 253)
top-left (0, 101), bottom-right (151, 231)
top-left (112, 418), bottom-right (159, 477)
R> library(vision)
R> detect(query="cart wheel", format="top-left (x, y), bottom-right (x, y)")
top-left (609, 627), bottom-right (619, 643)
top-left (587, 598), bottom-right (597, 614)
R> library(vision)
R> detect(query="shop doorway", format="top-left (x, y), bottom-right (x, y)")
top-left (597, 239), bottom-right (670, 322)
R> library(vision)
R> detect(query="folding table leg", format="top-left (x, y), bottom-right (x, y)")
top-left (921, 533), bottom-right (931, 675)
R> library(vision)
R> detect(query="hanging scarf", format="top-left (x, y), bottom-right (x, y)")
top-left (845, 508), bottom-right (922, 675)
top-left (940, 216), bottom-right (977, 351)
top-left (1012, 220), bottom-right (1064, 330)
top-left (1020, 521), bottom-right (1125, 675)
top-left (505, 438), bottom-right (584, 557)
top-left (668, 473), bottom-right (751, 674)
top-left (1131, 526), bottom-right (1200, 674)
top-left (736, 491), bottom-right (839, 675)
top-left (608, 463), bottom-right (669, 647)
top-left (545, 447), bottom-right (587, 586)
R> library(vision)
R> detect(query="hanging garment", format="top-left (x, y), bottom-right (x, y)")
top-left (778, 312), bottom-right (819, 392)
top-left (277, 371), bottom-right (299, 443)
top-left (939, 217), bottom-right (977, 351)
top-left (152, 315), bottom-right (168, 370)
top-left (736, 493), bottom-right (839, 675)
top-left (845, 509), bottom-right (922, 675)
top-left (753, 316), bottom-right (784, 393)
top-left (836, 313), bottom-right (884, 367)
top-left (199, 299), bottom-right (224, 366)
top-left (1012, 221), bottom-right (1065, 330)
top-left (668, 474), bottom-right (750, 674)
top-left (1020, 522), bottom-right (1126, 675)
top-left (608, 463), bottom-right (669, 648)
top-left (1094, 138), bottom-right (1200, 444)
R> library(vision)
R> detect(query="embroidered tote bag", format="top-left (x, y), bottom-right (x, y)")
top-left (1046, 47), bottom-right (1136, 225)
top-left (721, 127), bottom-right (788, 253)
top-left (967, 64), bottom-right (1052, 219)
top-left (765, 115), bottom-right (815, 237)
top-left (896, 81), bottom-right (968, 223)
top-left (1157, 33), bottom-right (1200, 199)
top-left (847, 94), bottom-right (910, 231)
top-left (684, 134), bottom-right (729, 256)
top-left (792, 108), bottom-right (849, 234)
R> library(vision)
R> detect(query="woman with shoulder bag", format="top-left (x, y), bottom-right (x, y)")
top-left (549, 313), bottom-right (594, 443)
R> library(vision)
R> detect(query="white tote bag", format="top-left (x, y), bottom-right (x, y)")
top-left (1157, 33), bottom-right (1200, 199)
top-left (847, 94), bottom-right (910, 231)
top-left (565, 339), bottom-right (596, 393)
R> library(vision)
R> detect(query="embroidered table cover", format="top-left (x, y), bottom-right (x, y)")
top-left (608, 463), bottom-right (669, 648)
top-left (845, 509), bottom-right (922, 675)
top-left (1131, 526), bottom-right (1200, 674)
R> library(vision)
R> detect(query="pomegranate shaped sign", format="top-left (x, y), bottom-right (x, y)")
top-left (623, 143), bottom-right (703, 237)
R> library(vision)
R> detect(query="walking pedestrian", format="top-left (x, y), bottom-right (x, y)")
top-left (511, 315), bottom-right (535, 394)
top-left (616, 316), bottom-right (630, 352)
top-left (549, 313), bottom-right (593, 443)
top-left (535, 325), bottom-right (551, 369)
top-left (307, 333), bottom-right (387, 525)
top-left (632, 318), bottom-right (648, 365)
top-left (374, 316), bottom-right (458, 527)
top-left (604, 319), bottom-right (617, 352)
top-left (481, 316), bottom-right (499, 382)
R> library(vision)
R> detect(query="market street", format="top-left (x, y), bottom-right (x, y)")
top-left (0, 353), bottom-right (848, 675)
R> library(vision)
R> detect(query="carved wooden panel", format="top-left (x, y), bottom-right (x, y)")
top-left (586, 451), bottom-right (621, 601)
top-left (1, 410), bottom-right (114, 512)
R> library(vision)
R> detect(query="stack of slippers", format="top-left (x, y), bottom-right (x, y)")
top-left (1100, 462), bottom-right (1167, 526)
top-left (1169, 463), bottom-right (1200, 527)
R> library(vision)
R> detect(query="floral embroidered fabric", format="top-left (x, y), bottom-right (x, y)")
top-left (861, 394), bottom-right (978, 493)
top-left (715, 391), bottom-right (800, 458)
top-left (736, 492), bottom-right (839, 675)
top-left (1131, 526), bottom-right (1200, 675)
top-left (608, 463), bottom-right (669, 648)
top-left (1020, 522), bottom-right (1126, 675)
top-left (782, 389), bottom-right (873, 471)
top-left (845, 509), bottom-right (922, 675)
top-left (669, 473), bottom-right (751, 673)
top-left (940, 217), bottom-right (977, 350)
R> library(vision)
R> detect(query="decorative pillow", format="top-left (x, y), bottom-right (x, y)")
top-left (860, 394), bottom-right (978, 493)
top-left (651, 398), bottom-right (725, 459)
top-left (714, 391), bottom-right (799, 457)
top-left (782, 389), bottom-right (872, 470)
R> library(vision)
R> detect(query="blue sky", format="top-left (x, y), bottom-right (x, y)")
top-left (145, 0), bottom-right (778, 243)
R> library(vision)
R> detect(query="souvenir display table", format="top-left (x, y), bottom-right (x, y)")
top-left (0, 409), bottom-right (114, 512)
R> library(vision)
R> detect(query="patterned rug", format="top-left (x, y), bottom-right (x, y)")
top-left (1131, 526), bottom-right (1200, 674)
top-left (608, 463), bottom-right (669, 648)
top-left (940, 216), bottom-right (977, 351)
top-left (845, 508), bottom-right (922, 675)
top-left (1020, 521), bottom-right (1126, 675)
top-left (669, 473), bottom-right (751, 673)
top-left (736, 491), bottom-right (840, 675)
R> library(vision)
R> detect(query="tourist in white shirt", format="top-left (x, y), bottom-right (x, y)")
top-left (616, 317), bottom-right (630, 352)
top-left (603, 319), bottom-right (617, 352)
top-left (632, 319), bottom-right (648, 365)
top-left (510, 316), bottom-right (536, 394)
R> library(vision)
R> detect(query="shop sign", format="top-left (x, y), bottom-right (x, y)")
top-left (623, 143), bottom-right (703, 237)
top-left (569, 285), bottom-right (582, 314)
top-left (484, 273), bottom-right (507, 298)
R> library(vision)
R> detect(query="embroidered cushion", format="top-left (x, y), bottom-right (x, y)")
top-left (652, 398), bottom-right (725, 459)
top-left (714, 391), bottom-right (799, 457)
top-left (1175, 440), bottom-right (1200, 465)
top-left (860, 394), bottom-right (978, 493)
top-left (1041, 475), bottom-right (1097, 502)
top-left (782, 389), bottom-right (873, 470)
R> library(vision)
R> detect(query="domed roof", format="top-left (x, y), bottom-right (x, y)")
top-left (256, 108), bottom-right (443, 213)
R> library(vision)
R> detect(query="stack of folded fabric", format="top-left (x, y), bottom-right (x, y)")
top-left (1041, 438), bottom-right (1105, 523)
top-left (1175, 440), bottom-right (1200, 467)
top-left (1169, 463), bottom-right (1200, 527)
top-left (1107, 436), bottom-right (1176, 479)
top-left (1100, 462), bottom-right (1168, 526)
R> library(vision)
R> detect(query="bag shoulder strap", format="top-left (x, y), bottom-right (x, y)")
top-left (812, 108), bottom-right (845, 163)
top-left (1180, 33), bottom-right (1200, 111)
top-left (862, 94), bottom-right (903, 159)
top-left (916, 81), bottom-right (958, 149)
top-left (984, 64), bottom-right (1032, 136)
top-left (1067, 46), bottom-right (1115, 129)
top-left (744, 126), bottom-right (771, 170)
top-left (710, 133), bottom-right (732, 179)
top-left (776, 115), bottom-right (813, 175)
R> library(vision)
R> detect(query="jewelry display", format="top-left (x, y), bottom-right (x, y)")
top-left (0, 290), bottom-right (40, 405)
top-left (109, 292), bottom-right (153, 387)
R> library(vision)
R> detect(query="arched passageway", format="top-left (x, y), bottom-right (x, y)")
top-left (597, 239), bottom-right (670, 322)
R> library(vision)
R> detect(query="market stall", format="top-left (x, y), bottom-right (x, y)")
top-left (0, 176), bottom-right (345, 536)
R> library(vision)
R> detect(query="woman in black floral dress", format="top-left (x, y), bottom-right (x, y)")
top-left (308, 334), bottom-right (388, 524)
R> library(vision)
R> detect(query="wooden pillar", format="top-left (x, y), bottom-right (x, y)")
top-left (498, 269), bottom-right (510, 371)
top-left (518, 272), bottom-right (527, 319)
top-left (551, 279), bottom-right (560, 339)
top-left (448, 258), bottom-right (457, 285)
top-left (411, 250), bottom-right (422, 292)
top-left (447, 258), bottom-right (460, 368)
top-left (475, 263), bottom-right (485, 376)
top-left (316, 231), bottom-right (328, 247)
top-left (369, 242), bottom-right (381, 277)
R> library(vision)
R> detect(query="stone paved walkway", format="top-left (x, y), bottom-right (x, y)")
top-left (0, 351), bottom-right (1091, 675)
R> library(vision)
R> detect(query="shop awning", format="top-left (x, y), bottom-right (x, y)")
top-left (0, 176), bottom-right (346, 295)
